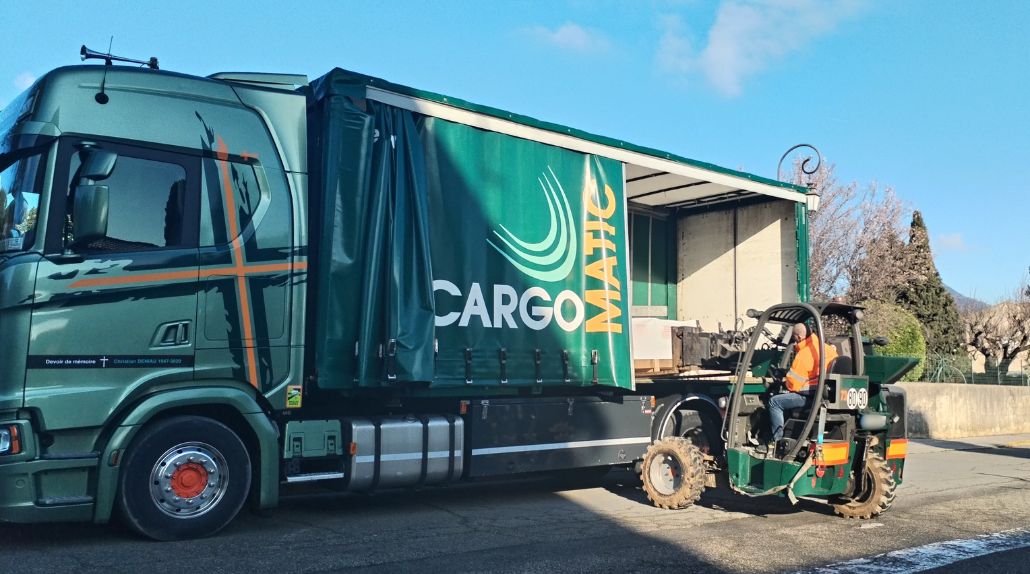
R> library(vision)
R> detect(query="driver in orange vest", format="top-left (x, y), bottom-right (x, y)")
top-left (767, 323), bottom-right (838, 446)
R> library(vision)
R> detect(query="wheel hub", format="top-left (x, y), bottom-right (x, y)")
top-left (149, 442), bottom-right (228, 518)
top-left (170, 462), bottom-right (209, 499)
top-left (649, 454), bottom-right (683, 496)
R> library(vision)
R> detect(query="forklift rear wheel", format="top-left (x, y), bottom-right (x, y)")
top-left (832, 452), bottom-right (896, 519)
top-left (117, 416), bottom-right (252, 540)
top-left (641, 437), bottom-right (705, 510)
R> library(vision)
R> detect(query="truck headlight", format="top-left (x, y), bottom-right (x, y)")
top-left (0, 425), bottom-right (21, 455)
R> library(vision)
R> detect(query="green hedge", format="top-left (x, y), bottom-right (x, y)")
top-left (859, 300), bottom-right (927, 381)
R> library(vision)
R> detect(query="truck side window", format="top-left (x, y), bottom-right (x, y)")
top-left (199, 159), bottom-right (264, 247)
top-left (65, 149), bottom-right (194, 253)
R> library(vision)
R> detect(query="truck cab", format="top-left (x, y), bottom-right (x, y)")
top-left (0, 65), bottom-right (307, 528)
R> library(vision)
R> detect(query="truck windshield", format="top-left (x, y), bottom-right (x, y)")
top-left (0, 151), bottom-right (43, 253)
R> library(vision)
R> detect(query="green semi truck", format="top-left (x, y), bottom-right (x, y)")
top-left (0, 48), bottom-right (913, 540)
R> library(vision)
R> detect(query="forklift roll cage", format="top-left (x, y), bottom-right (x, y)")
top-left (724, 302), bottom-right (866, 462)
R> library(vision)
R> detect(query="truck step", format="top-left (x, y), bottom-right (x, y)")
top-left (285, 471), bottom-right (346, 484)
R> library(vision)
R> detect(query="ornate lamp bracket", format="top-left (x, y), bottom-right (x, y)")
top-left (777, 143), bottom-right (822, 183)
top-left (777, 144), bottom-right (823, 213)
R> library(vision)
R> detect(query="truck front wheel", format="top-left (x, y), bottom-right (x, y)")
top-left (641, 437), bottom-right (705, 509)
top-left (832, 452), bottom-right (896, 519)
top-left (117, 416), bottom-right (252, 540)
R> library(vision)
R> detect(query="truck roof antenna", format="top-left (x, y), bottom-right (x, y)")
top-left (81, 41), bottom-right (158, 105)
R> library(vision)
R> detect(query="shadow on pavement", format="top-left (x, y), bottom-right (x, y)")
top-left (697, 488), bottom-right (831, 518)
top-left (1, 471), bottom-right (740, 574)
top-left (915, 440), bottom-right (1030, 461)
top-left (602, 468), bottom-right (826, 519)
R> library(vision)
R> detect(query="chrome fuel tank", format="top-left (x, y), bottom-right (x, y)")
top-left (345, 415), bottom-right (464, 491)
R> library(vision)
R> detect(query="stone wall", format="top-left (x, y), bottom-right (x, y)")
top-left (901, 382), bottom-right (1030, 438)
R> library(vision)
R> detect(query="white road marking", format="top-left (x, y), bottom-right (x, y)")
top-left (858, 523), bottom-right (884, 529)
top-left (795, 527), bottom-right (1030, 574)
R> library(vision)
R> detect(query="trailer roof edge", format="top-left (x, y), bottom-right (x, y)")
top-left (311, 68), bottom-right (808, 202)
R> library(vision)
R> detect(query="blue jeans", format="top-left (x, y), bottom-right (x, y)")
top-left (768, 392), bottom-right (808, 441)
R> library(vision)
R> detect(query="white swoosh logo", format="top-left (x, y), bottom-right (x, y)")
top-left (488, 167), bottom-right (577, 283)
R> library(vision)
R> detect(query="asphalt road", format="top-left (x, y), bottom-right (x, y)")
top-left (2, 436), bottom-right (1029, 574)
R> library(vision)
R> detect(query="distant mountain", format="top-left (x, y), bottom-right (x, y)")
top-left (946, 285), bottom-right (988, 311)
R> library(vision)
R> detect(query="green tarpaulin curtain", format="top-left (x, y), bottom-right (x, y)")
top-left (310, 68), bottom-right (632, 391)
top-left (310, 83), bottom-right (435, 387)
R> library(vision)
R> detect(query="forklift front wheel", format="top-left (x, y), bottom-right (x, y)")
top-left (832, 452), bottom-right (896, 519)
top-left (641, 437), bottom-right (705, 510)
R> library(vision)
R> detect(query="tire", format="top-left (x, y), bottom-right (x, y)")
top-left (653, 400), bottom-right (723, 458)
top-left (681, 412), bottom-right (723, 458)
top-left (117, 416), bottom-right (252, 540)
top-left (832, 452), bottom-right (896, 519)
top-left (641, 437), bottom-right (706, 510)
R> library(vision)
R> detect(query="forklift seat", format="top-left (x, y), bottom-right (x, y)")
top-left (828, 356), bottom-right (853, 376)
top-left (828, 337), bottom-right (855, 375)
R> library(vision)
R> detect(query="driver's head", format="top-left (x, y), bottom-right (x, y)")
top-left (792, 323), bottom-right (808, 343)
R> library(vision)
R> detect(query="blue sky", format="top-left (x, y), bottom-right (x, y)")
top-left (2, 1), bottom-right (1027, 301)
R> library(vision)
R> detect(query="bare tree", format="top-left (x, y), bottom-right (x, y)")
top-left (845, 188), bottom-right (922, 303)
top-left (963, 278), bottom-right (1030, 372)
top-left (794, 162), bottom-right (919, 302)
top-left (799, 163), bottom-right (856, 298)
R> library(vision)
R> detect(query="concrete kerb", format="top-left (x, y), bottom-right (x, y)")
top-left (900, 382), bottom-right (1030, 439)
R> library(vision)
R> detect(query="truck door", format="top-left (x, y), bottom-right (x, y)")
top-left (193, 153), bottom-right (294, 395)
top-left (26, 140), bottom-right (200, 431)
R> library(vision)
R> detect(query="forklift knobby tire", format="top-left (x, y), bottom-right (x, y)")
top-left (832, 452), bottom-right (896, 519)
top-left (117, 416), bottom-right (252, 541)
top-left (641, 437), bottom-right (705, 510)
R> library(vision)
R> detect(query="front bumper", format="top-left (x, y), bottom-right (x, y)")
top-left (0, 419), bottom-right (97, 524)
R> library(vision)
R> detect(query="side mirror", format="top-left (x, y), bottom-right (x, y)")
top-left (873, 336), bottom-right (890, 347)
top-left (72, 185), bottom-right (109, 246)
top-left (78, 149), bottom-right (118, 183)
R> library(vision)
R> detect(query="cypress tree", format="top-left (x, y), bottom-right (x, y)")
top-left (894, 211), bottom-right (964, 355)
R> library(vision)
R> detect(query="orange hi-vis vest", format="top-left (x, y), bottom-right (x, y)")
top-left (785, 334), bottom-right (839, 394)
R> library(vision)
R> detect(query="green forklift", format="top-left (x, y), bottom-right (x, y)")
top-left (640, 302), bottom-right (917, 519)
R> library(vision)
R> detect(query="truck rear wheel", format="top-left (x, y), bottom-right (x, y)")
top-left (117, 416), bottom-right (252, 540)
top-left (641, 437), bottom-right (705, 509)
top-left (832, 452), bottom-right (896, 519)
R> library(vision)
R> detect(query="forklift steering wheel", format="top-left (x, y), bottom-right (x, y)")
top-left (765, 366), bottom-right (787, 389)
